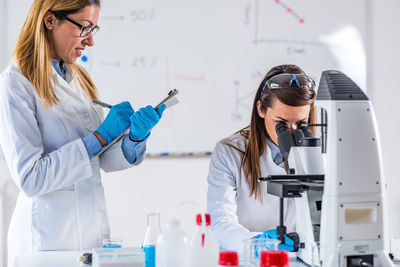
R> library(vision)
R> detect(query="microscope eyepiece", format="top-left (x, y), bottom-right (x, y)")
top-left (297, 123), bottom-right (313, 138)
top-left (275, 121), bottom-right (295, 160)
top-left (275, 121), bottom-right (289, 134)
top-left (275, 121), bottom-right (321, 160)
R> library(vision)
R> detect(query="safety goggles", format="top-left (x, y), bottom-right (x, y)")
top-left (259, 73), bottom-right (316, 99)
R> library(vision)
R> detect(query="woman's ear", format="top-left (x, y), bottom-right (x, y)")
top-left (43, 12), bottom-right (56, 30)
top-left (256, 100), bottom-right (266, 119)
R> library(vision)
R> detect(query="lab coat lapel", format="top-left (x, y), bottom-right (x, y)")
top-left (51, 67), bottom-right (102, 139)
top-left (52, 66), bottom-right (102, 124)
top-left (52, 67), bottom-right (89, 108)
top-left (261, 145), bottom-right (286, 176)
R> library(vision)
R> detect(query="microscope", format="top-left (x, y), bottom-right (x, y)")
top-left (259, 70), bottom-right (394, 267)
top-left (258, 119), bottom-right (325, 264)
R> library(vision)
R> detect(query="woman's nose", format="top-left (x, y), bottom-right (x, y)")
top-left (288, 123), bottom-right (297, 131)
top-left (83, 33), bottom-right (95, 47)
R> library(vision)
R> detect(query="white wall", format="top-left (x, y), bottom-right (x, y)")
top-left (367, 0), bottom-right (400, 243)
top-left (102, 157), bottom-right (210, 246)
top-left (0, 0), bottom-right (6, 71)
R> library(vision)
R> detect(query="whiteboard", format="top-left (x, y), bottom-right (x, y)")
top-left (6, 0), bottom-right (368, 155)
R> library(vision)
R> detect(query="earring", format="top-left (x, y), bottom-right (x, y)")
top-left (48, 26), bottom-right (52, 30)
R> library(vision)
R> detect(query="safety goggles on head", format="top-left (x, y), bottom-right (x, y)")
top-left (259, 73), bottom-right (316, 99)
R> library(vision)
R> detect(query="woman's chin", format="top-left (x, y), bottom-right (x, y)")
top-left (65, 57), bottom-right (77, 65)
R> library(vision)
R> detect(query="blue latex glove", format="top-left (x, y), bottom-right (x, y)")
top-left (254, 229), bottom-right (294, 252)
top-left (129, 104), bottom-right (166, 141)
top-left (96, 101), bottom-right (134, 144)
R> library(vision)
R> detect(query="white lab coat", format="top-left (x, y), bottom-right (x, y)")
top-left (0, 63), bottom-right (144, 267)
top-left (207, 131), bottom-right (298, 251)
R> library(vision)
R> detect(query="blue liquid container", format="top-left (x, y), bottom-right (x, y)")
top-left (143, 245), bottom-right (156, 267)
top-left (142, 212), bottom-right (161, 267)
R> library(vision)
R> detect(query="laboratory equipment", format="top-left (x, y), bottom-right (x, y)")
top-left (142, 212), bottom-right (161, 267)
top-left (78, 252), bottom-right (93, 264)
top-left (189, 213), bottom-right (219, 267)
top-left (253, 228), bottom-right (295, 251)
top-left (260, 70), bottom-right (394, 266)
top-left (243, 237), bottom-right (278, 265)
top-left (155, 218), bottom-right (189, 267)
top-left (219, 251), bottom-right (239, 267)
top-left (311, 242), bottom-right (342, 267)
top-left (317, 71), bottom-right (393, 266)
top-left (91, 247), bottom-right (144, 267)
top-left (258, 120), bottom-right (323, 264)
top-left (154, 89), bottom-right (179, 109)
top-left (102, 238), bottom-right (122, 248)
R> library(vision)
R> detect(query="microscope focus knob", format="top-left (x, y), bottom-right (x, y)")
top-left (286, 232), bottom-right (305, 252)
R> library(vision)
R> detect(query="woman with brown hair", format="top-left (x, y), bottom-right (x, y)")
top-left (207, 64), bottom-right (316, 252)
top-left (0, 1), bottom-right (165, 265)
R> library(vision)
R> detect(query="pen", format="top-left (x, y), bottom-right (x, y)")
top-left (92, 99), bottom-right (112, 109)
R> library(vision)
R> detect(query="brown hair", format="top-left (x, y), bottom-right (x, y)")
top-left (14, 0), bottom-right (101, 107)
top-left (224, 64), bottom-right (316, 201)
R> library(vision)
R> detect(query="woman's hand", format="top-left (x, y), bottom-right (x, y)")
top-left (253, 229), bottom-right (294, 252)
top-left (129, 104), bottom-right (166, 141)
top-left (95, 101), bottom-right (134, 145)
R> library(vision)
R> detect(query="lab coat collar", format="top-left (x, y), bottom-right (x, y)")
top-left (51, 65), bottom-right (92, 108)
top-left (266, 138), bottom-right (283, 165)
top-left (51, 58), bottom-right (72, 83)
top-left (51, 63), bottom-right (73, 87)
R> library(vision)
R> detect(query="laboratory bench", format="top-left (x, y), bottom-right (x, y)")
top-left (19, 250), bottom-right (309, 267)
top-left (19, 250), bottom-right (400, 267)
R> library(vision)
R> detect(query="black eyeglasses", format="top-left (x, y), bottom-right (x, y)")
top-left (259, 73), bottom-right (316, 99)
top-left (52, 11), bottom-right (100, 37)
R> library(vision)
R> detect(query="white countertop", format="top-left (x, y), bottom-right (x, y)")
top-left (18, 250), bottom-right (309, 267)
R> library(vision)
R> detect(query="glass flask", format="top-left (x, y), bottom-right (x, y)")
top-left (142, 212), bottom-right (161, 267)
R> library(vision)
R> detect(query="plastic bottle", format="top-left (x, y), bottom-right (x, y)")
top-left (189, 213), bottom-right (220, 267)
top-left (219, 251), bottom-right (239, 267)
top-left (142, 212), bottom-right (161, 267)
top-left (156, 218), bottom-right (189, 267)
top-left (260, 250), bottom-right (289, 267)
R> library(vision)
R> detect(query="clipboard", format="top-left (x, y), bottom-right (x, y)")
top-left (93, 89), bottom-right (179, 158)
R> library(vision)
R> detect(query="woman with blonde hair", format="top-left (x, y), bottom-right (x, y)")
top-left (0, 1), bottom-right (165, 265)
top-left (207, 64), bottom-right (316, 252)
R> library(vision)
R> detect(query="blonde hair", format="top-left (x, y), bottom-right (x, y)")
top-left (14, 0), bottom-right (100, 107)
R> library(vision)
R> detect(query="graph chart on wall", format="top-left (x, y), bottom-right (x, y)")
top-left (78, 0), bottom-right (367, 155)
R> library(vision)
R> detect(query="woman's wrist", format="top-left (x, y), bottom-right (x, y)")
top-left (129, 135), bottom-right (144, 142)
top-left (93, 131), bottom-right (107, 147)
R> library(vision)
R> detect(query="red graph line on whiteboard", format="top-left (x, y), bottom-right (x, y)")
top-left (274, 0), bottom-right (305, 24)
top-left (166, 57), bottom-right (206, 84)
